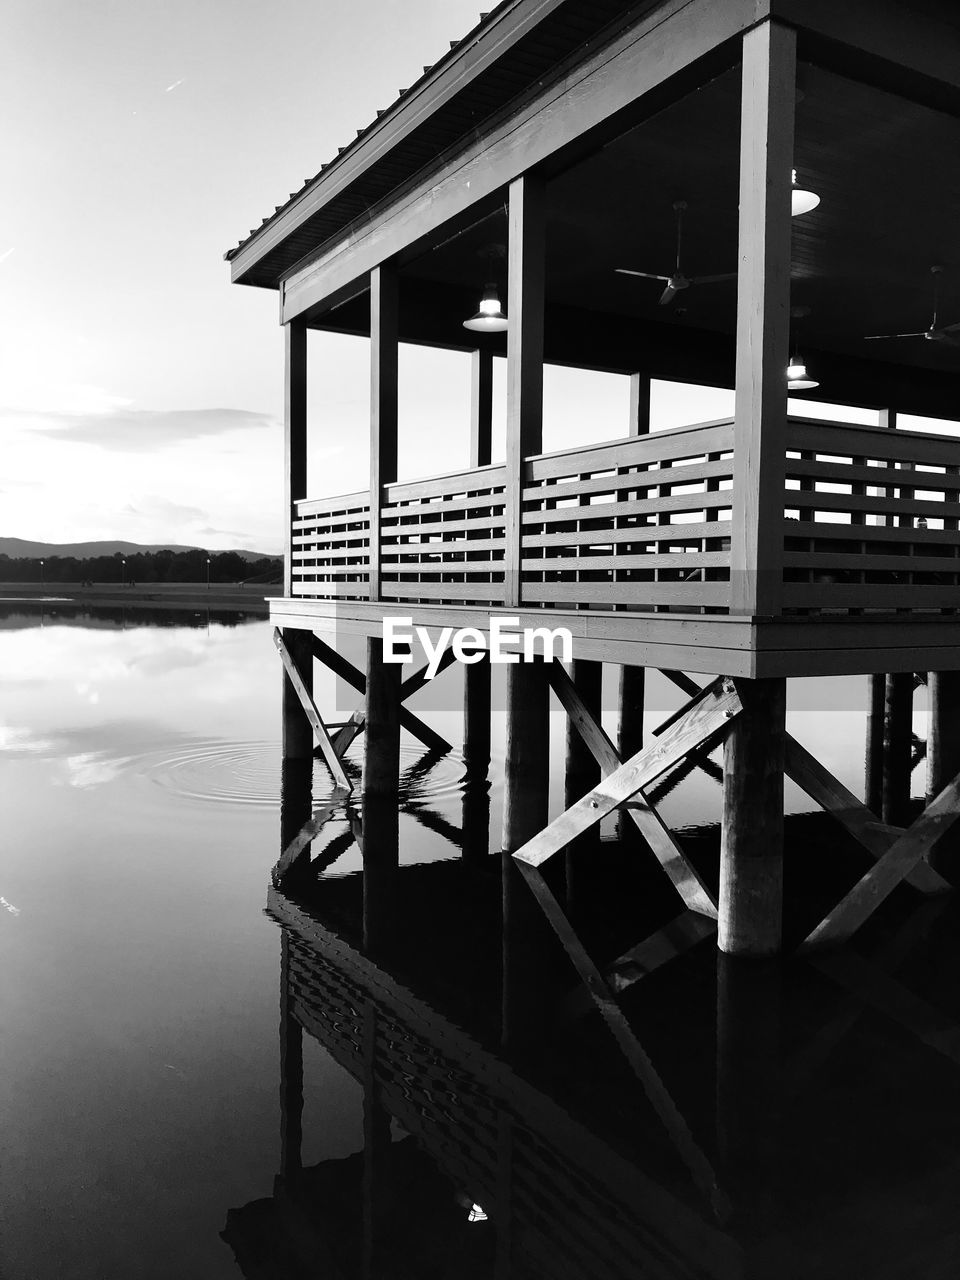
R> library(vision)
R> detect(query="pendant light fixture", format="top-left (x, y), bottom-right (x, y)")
top-left (463, 281), bottom-right (508, 332)
top-left (464, 242), bottom-right (508, 333)
top-left (791, 168), bottom-right (820, 217)
top-left (787, 353), bottom-right (819, 390)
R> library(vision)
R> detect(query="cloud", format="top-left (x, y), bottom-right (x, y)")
top-left (31, 406), bottom-right (276, 452)
top-left (123, 495), bottom-right (210, 525)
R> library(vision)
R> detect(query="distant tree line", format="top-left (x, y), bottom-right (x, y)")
top-left (0, 549), bottom-right (282, 584)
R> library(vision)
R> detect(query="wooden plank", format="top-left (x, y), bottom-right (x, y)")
top-left (526, 521), bottom-right (733, 549)
top-left (786, 458), bottom-right (960, 493)
top-left (523, 582), bottom-right (730, 606)
top-left (802, 769), bottom-right (960, 950)
top-left (514, 679), bottom-right (741, 869)
top-left (369, 263), bottom-right (398, 601)
top-left (274, 628), bottom-right (353, 790)
top-left (783, 735), bottom-right (948, 892)
top-left (380, 581), bottom-right (508, 603)
top-left (284, 321), bottom-right (308, 598)
top-left (546, 661), bottom-right (717, 917)
top-left (296, 490), bottom-right (370, 515)
top-left (522, 492), bottom-right (732, 524)
top-left (526, 421), bottom-right (735, 479)
top-left (521, 552), bottom-right (730, 572)
top-left (505, 173), bottom-right (545, 608)
top-left (730, 21), bottom-right (795, 616)
top-left (514, 859), bottom-right (730, 1222)
top-left (384, 464), bottom-right (506, 502)
top-left (787, 418), bottom-right (960, 465)
top-left (523, 458), bottom-right (732, 504)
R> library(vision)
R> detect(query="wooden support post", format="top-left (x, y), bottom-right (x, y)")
top-left (504, 173), bottom-right (545, 608)
top-left (470, 348), bottom-right (493, 468)
top-left (719, 678), bottom-right (786, 956)
top-left (882, 672), bottom-right (914, 827)
top-left (363, 637), bottom-right (401, 798)
top-left (463, 654), bottom-right (491, 774)
top-left (279, 931), bottom-right (303, 1182)
top-left (283, 320), bottom-right (307, 599)
top-left (629, 371), bottom-right (651, 437)
top-left (618, 664), bottom-right (645, 762)
top-left (369, 264), bottom-right (399, 601)
top-left (461, 773), bottom-right (491, 865)
top-left (564, 660), bottom-right (602, 909)
top-left (281, 627), bottom-right (315, 760)
top-left (865, 673), bottom-right (886, 816)
top-left (927, 671), bottom-right (960, 879)
top-left (730, 21), bottom-right (795, 617)
top-left (502, 660), bottom-right (551, 1049)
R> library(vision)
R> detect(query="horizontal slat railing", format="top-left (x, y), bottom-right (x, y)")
top-left (380, 463), bottom-right (507, 605)
top-left (291, 490), bottom-right (370, 599)
top-left (784, 418), bottom-right (960, 614)
top-left (521, 420), bottom-right (734, 612)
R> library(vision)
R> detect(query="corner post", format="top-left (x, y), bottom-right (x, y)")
top-left (369, 264), bottom-right (399, 602)
top-left (470, 348), bottom-right (494, 468)
top-left (730, 21), bottom-right (795, 617)
top-left (505, 174), bottom-right (545, 608)
top-left (629, 371), bottom-right (651, 437)
top-left (283, 319), bottom-right (308, 599)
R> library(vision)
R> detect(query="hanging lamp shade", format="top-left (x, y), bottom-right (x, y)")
top-left (791, 168), bottom-right (820, 217)
top-left (463, 282), bottom-right (508, 332)
top-left (787, 352), bottom-right (819, 390)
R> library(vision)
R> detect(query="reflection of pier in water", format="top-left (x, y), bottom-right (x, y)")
top-left (223, 786), bottom-right (960, 1278)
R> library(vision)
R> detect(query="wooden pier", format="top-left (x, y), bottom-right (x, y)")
top-left (228, 0), bottom-right (960, 957)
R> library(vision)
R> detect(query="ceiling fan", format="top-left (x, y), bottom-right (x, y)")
top-left (615, 200), bottom-right (736, 306)
top-left (865, 265), bottom-right (960, 347)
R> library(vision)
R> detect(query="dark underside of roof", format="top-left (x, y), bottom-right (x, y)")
top-left (228, 0), bottom-right (656, 287)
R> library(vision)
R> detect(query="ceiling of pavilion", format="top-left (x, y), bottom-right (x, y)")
top-left (363, 60), bottom-right (960, 384)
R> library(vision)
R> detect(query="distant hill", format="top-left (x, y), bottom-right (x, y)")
top-left (0, 538), bottom-right (278, 563)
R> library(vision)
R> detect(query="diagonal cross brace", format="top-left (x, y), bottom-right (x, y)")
top-left (310, 634), bottom-right (452, 754)
top-left (514, 678), bottom-right (742, 870)
top-left (801, 767), bottom-right (960, 951)
top-left (274, 629), bottom-right (352, 790)
top-left (547, 662), bottom-right (718, 918)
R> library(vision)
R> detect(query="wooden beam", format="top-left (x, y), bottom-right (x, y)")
top-left (369, 264), bottom-right (398, 601)
top-left (718, 677), bottom-right (785, 956)
top-left (783, 734), bottom-right (949, 893)
top-left (502, 661), bottom-right (550, 852)
top-left (730, 21), bottom-right (795, 617)
top-left (865, 672), bottom-right (885, 815)
top-left (618, 665), bottom-right (645, 762)
top-left (802, 768), bottom-right (960, 950)
top-left (274, 628), bottom-right (353, 790)
top-left (882, 672), bottom-right (914, 827)
top-left (363, 637), bottom-right (401, 797)
top-left (278, 0), bottom-right (762, 320)
top-left (505, 173), bottom-right (545, 608)
top-left (514, 678), bottom-right (741, 869)
top-left (547, 662), bottom-right (718, 918)
top-left (927, 670), bottom-right (960, 879)
top-left (281, 626), bottom-right (314, 760)
top-left (284, 321), bottom-right (308, 598)
top-left (470, 348), bottom-right (494, 468)
top-left (463, 654), bottom-right (491, 773)
top-left (273, 791), bottom-right (350, 887)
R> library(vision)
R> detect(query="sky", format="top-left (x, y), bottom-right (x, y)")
top-left (1, 0), bottom-right (513, 554)
top-left (7, 2), bottom-right (948, 557)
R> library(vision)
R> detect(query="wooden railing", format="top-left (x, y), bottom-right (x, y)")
top-left (784, 418), bottom-right (960, 615)
top-left (292, 490), bottom-right (370, 598)
top-left (521, 420), bottom-right (733, 611)
top-left (290, 416), bottom-right (960, 618)
top-left (380, 463), bottom-right (507, 604)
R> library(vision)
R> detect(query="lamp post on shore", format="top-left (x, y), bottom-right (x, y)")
top-left (121, 558), bottom-right (126, 588)
top-left (206, 557), bottom-right (211, 590)
top-left (40, 558), bottom-right (44, 590)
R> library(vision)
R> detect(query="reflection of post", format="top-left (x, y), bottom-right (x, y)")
top-left (719, 677), bottom-right (785, 956)
top-left (461, 773), bottom-right (491, 866)
top-left (282, 628), bottom-right (314, 759)
top-left (564, 659), bottom-right (602, 912)
top-left (882, 672), bottom-right (914, 827)
top-left (716, 955), bottom-right (781, 1239)
top-left (363, 637), bottom-right (402, 955)
top-left (279, 932), bottom-right (303, 1183)
top-left (279, 757), bottom-right (315, 884)
top-left (502, 661), bottom-right (551, 1050)
top-left (361, 1003), bottom-right (390, 1280)
top-left (927, 671), bottom-right (960, 879)
top-left (617, 664), bottom-right (645, 840)
top-left (463, 655), bottom-right (491, 774)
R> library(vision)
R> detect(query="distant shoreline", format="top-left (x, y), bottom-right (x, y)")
top-left (0, 582), bottom-right (281, 615)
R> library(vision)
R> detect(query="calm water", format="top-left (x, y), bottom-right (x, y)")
top-left (3, 605), bottom-right (959, 1278)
